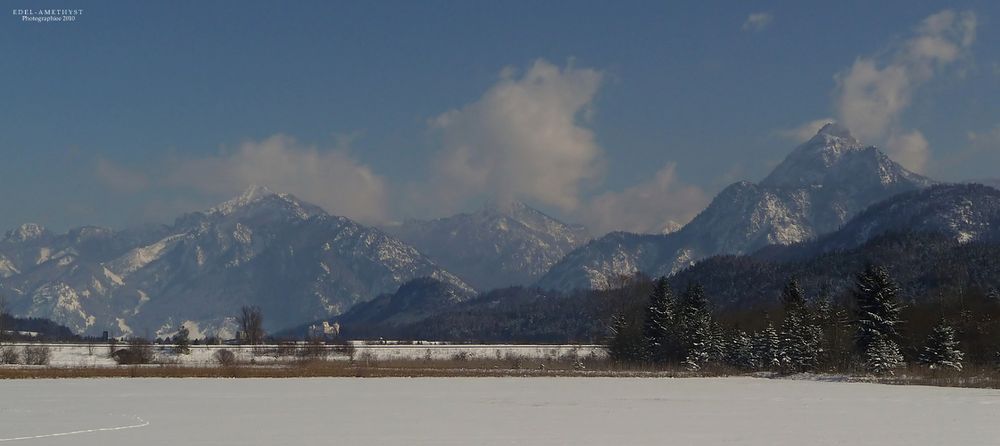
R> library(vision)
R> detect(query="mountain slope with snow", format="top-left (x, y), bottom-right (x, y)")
top-left (0, 186), bottom-right (470, 337)
top-left (388, 201), bottom-right (589, 290)
top-left (537, 124), bottom-right (934, 290)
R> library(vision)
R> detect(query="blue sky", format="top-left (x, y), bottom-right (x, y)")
top-left (2, 1), bottom-right (999, 233)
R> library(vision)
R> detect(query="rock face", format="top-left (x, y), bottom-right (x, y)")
top-left (536, 124), bottom-right (934, 291)
top-left (0, 186), bottom-right (470, 337)
top-left (388, 200), bottom-right (589, 290)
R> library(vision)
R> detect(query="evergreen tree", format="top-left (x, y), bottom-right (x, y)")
top-left (607, 313), bottom-right (644, 363)
top-left (778, 279), bottom-right (821, 373)
top-left (814, 290), bottom-right (851, 370)
top-left (707, 321), bottom-right (727, 363)
top-left (679, 283), bottom-right (711, 370)
top-left (727, 330), bottom-right (754, 370)
top-left (752, 321), bottom-right (781, 371)
top-left (852, 265), bottom-right (905, 374)
top-left (918, 320), bottom-right (964, 371)
top-left (865, 338), bottom-right (903, 374)
top-left (642, 277), bottom-right (675, 363)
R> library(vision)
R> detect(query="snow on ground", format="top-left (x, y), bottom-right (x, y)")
top-left (6, 343), bottom-right (606, 367)
top-left (0, 377), bottom-right (998, 445)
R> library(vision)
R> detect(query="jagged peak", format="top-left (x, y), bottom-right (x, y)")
top-left (761, 124), bottom-right (878, 188)
top-left (208, 185), bottom-right (324, 219)
top-left (815, 122), bottom-right (854, 140)
top-left (4, 223), bottom-right (49, 242)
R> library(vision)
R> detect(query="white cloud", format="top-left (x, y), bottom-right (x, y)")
top-left (834, 9), bottom-right (977, 172)
top-left (885, 130), bottom-right (931, 174)
top-left (742, 13), bottom-right (773, 32)
top-left (776, 118), bottom-right (836, 143)
top-left (423, 59), bottom-right (604, 213)
top-left (165, 135), bottom-right (388, 222)
top-left (95, 135), bottom-right (389, 223)
top-left (579, 163), bottom-right (709, 235)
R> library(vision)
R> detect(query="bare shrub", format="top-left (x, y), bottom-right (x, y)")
top-left (451, 351), bottom-right (471, 362)
top-left (22, 345), bottom-right (51, 365)
top-left (214, 349), bottom-right (237, 367)
top-left (298, 339), bottom-right (329, 361)
top-left (112, 338), bottom-right (155, 365)
top-left (1, 345), bottom-right (20, 364)
top-left (356, 350), bottom-right (377, 366)
top-left (505, 353), bottom-right (524, 369)
top-left (237, 306), bottom-right (265, 345)
top-left (332, 340), bottom-right (356, 359)
top-left (276, 341), bottom-right (298, 358)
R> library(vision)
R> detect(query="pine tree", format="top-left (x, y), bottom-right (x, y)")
top-left (727, 330), bottom-right (754, 370)
top-left (919, 321), bottom-right (964, 371)
top-left (608, 313), bottom-right (644, 363)
top-left (642, 277), bottom-right (675, 363)
top-left (752, 321), bottom-right (781, 371)
top-left (865, 338), bottom-right (903, 374)
top-left (679, 283), bottom-right (711, 371)
top-left (853, 265), bottom-right (905, 374)
top-left (779, 279), bottom-right (821, 373)
top-left (707, 321), bottom-right (726, 363)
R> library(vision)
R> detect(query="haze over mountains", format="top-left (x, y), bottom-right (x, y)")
top-left (386, 201), bottom-right (589, 290)
top-left (1, 124), bottom-right (997, 338)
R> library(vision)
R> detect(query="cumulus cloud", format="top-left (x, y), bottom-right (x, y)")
top-left (579, 163), bottom-right (709, 235)
top-left (95, 136), bottom-right (389, 223)
top-left (775, 118), bottom-right (836, 143)
top-left (742, 13), bottom-right (773, 32)
top-left (833, 9), bottom-right (977, 172)
top-left (424, 59), bottom-right (603, 213)
top-left (885, 130), bottom-right (931, 174)
top-left (164, 135), bottom-right (388, 222)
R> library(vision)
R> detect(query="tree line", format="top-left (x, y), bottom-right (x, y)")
top-left (608, 264), bottom-right (981, 375)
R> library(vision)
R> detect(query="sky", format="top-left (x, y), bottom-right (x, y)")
top-left (2, 0), bottom-right (1000, 234)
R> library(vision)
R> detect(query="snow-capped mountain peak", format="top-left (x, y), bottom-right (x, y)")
top-left (4, 223), bottom-right (49, 243)
top-left (208, 185), bottom-right (324, 220)
top-left (389, 200), bottom-right (589, 290)
top-left (760, 123), bottom-right (925, 189)
top-left (537, 124), bottom-right (933, 291)
top-left (209, 185), bottom-right (278, 215)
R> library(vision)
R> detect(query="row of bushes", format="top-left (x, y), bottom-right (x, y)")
top-left (0, 345), bottom-right (51, 365)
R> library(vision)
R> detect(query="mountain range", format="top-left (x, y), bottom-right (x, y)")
top-left (327, 183), bottom-right (1000, 343)
top-left (386, 201), bottom-right (589, 291)
top-left (0, 186), bottom-right (470, 337)
top-left (536, 123), bottom-right (934, 291)
top-left (1, 123), bottom-right (995, 339)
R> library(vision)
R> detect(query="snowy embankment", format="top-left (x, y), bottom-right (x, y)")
top-left (1, 377), bottom-right (998, 445)
top-left (0, 343), bottom-right (606, 367)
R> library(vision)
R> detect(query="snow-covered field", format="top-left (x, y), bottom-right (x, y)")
top-left (1, 377), bottom-right (998, 445)
top-left (3, 343), bottom-right (605, 367)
